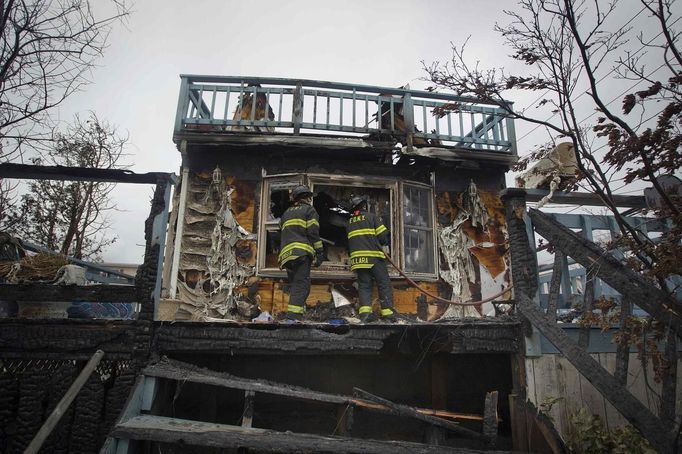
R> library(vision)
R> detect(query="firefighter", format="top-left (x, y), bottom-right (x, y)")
top-left (347, 195), bottom-right (396, 323)
top-left (278, 185), bottom-right (324, 321)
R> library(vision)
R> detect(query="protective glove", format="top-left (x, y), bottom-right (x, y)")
top-left (314, 251), bottom-right (324, 267)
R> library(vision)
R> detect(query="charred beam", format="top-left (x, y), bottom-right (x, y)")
top-left (528, 208), bottom-right (682, 336)
top-left (0, 163), bottom-right (175, 184)
top-left (143, 358), bottom-right (348, 405)
top-left (0, 284), bottom-right (136, 302)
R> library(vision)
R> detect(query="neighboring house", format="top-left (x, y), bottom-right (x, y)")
top-left (161, 76), bottom-right (518, 322)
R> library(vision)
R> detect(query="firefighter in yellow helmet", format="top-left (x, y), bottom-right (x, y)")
top-left (347, 195), bottom-right (396, 323)
top-left (278, 185), bottom-right (324, 321)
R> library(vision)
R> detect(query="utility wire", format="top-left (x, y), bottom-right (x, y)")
top-left (517, 6), bottom-right (647, 119)
top-left (516, 10), bottom-right (679, 145)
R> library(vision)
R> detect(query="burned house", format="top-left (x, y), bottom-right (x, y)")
top-left (161, 76), bottom-right (517, 323)
top-left (1, 76), bottom-right (679, 454)
top-left (132, 76), bottom-right (523, 451)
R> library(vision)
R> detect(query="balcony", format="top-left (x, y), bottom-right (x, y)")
top-left (173, 75), bottom-right (517, 158)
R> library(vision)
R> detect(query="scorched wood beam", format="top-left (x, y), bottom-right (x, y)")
top-left (0, 284), bottom-right (137, 302)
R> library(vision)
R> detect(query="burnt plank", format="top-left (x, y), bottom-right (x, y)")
top-left (353, 388), bottom-right (486, 441)
top-left (112, 415), bottom-right (500, 454)
top-left (143, 358), bottom-right (348, 405)
top-left (0, 162), bottom-right (174, 185)
top-left (528, 208), bottom-right (682, 336)
top-left (155, 323), bottom-right (391, 354)
top-left (0, 284), bottom-right (137, 302)
top-left (516, 292), bottom-right (676, 453)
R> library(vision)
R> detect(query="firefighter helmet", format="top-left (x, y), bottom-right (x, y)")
top-left (291, 185), bottom-right (313, 201)
top-left (350, 195), bottom-right (368, 210)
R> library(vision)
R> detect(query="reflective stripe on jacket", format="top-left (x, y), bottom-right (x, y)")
top-left (347, 210), bottom-right (389, 271)
top-left (278, 203), bottom-right (323, 268)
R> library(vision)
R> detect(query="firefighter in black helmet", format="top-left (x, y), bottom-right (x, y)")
top-left (278, 185), bottom-right (324, 321)
top-left (347, 195), bottom-right (396, 322)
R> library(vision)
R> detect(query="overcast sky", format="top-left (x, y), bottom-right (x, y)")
top-left (52, 0), bottom-right (677, 264)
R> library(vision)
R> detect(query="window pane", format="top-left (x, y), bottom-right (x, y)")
top-left (403, 184), bottom-right (434, 274)
top-left (404, 186), bottom-right (431, 227)
top-left (404, 229), bottom-right (434, 273)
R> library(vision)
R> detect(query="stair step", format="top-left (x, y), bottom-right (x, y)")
top-left (111, 415), bottom-right (480, 454)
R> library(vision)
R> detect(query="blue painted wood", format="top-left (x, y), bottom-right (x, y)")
top-left (141, 376), bottom-right (157, 412)
top-left (173, 76), bottom-right (516, 154)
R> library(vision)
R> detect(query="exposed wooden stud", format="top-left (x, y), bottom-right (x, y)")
top-left (242, 390), bottom-right (255, 428)
top-left (482, 391), bottom-right (499, 445)
top-left (169, 165), bottom-right (190, 298)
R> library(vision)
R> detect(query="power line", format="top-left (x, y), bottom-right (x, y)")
top-left (517, 6), bottom-right (647, 117)
top-left (515, 9), bottom-right (679, 145)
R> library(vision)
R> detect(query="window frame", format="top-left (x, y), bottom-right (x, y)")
top-left (399, 180), bottom-right (439, 280)
top-left (256, 172), bottom-right (439, 280)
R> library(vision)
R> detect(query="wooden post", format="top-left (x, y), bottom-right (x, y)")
top-left (500, 189), bottom-right (538, 301)
top-left (578, 267), bottom-right (595, 349)
top-left (546, 252), bottom-right (563, 323)
top-left (292, 82), bottom-right (303, 135)
top-left (403, 92), bottom-right (415, 154)
top-left (169, 161), bottom-right (190, 299)
top-left (482, 391), bottom-right (499, 446)
top-left (25, 350), bottom-right (105, 454)
top-left (242, 390), bottom-right (255, 428)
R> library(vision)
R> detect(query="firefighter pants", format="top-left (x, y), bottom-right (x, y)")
top-left (285, 255), bottom-right (311, 319)
top-left (357, 260), bottom-right (394, 314)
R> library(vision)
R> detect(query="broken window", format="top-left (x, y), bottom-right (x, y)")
top-left (257, 173), bottom-right (437, 279)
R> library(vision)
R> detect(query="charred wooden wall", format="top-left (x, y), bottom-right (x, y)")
top-left (164, 145), bottom-right (512, 321)
top-left (0, 180), bottom-right (170, 454)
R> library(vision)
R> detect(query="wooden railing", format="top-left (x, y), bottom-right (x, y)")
top-left (174, 75), bottom-right (517, 154)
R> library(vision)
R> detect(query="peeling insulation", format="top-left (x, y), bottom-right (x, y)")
top-left (175, 169), bottom-right (256, 319)
top-left (439, 211), bottom-right (475, 300)
top-left (435, 182), bottom-right (511, 318)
